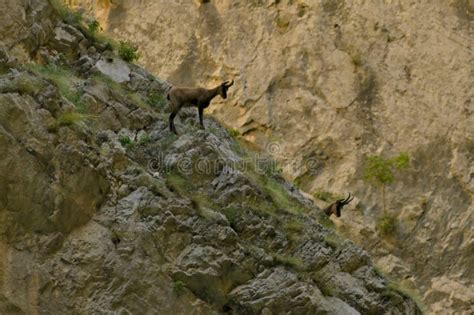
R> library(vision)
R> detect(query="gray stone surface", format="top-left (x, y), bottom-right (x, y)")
top-left (95, 56), bottom-right (131, 83)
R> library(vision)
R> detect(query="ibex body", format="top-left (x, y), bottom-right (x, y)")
top-left (324, 193), bottom-right (354, 217)
top-left (167, 80), bottom-right (234, 134)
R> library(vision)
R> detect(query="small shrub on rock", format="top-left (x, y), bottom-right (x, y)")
top-left (118, 41), bottom-right (140, 62)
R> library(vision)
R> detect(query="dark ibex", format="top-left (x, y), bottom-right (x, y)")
top-left (324, 193), bottom-right (354, 217)
top-left (167, 80), bottom-right (234, 134)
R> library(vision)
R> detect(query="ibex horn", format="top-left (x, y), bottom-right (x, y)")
top-left (342, 193), bottom-right (354, 204)
top-left (224, 80), bottom-right (234, 87)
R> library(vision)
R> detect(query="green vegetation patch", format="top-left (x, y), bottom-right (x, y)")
top-left (228, 128), bottom-right (240, 138)
top-left (283, 219), bottom-right (303, 233)
top-left (158, 132), bottom-right (178, 151)
top-left (386, 281), bottom-right (426, 313)
top-left (324, 233), bottom-right (343, 250)
top-left (1, 73), bottom-right (45, 96)
top-left (50, 1), bottom-right (117, 50)
top-left (28, 64), bottom-right (84, 109)
top-left (50, 0), bottom-right (83, 23)
top-left (173, 280), bottom-right (186, 295)
top-left (272, 253), bottom-right (303, 270)
top-left (147, 91), bottom-right (167, 110)
top-left (119, 135), bottom-right (134, 149)
top-left (283, 219), bottom-right (304, 244)
top-left (376, 213), bottom-right (397, 236)
top-left (264, 179), bottom-right (304, 214)
top-left (128, 92), bottom-right (148, 109)
top-left (81, 19), bottom-right (117, 50)
top-left (244, 165), bottom-right (306, 215)
top-left (165, 172), bottom-right (217, 218)
top-left (321, 0), bottom-right (345, 15)
top-left (312, 270), bottom-right (336, 297)
top-left (87, 20), bottom-right (101, 34)
top-left (375, 268), bottom-right (426, 313)
top-left (48, 111), bottom-right (94, 132)
top-left (222, 207), bottom-right (239, 228)
top-left (313, 190), bottom-right (343, 203)
top-left (111, 229), bottom-right (127, 245)
top-left (138, 133), bottom-right (150, 146)
top-left (91, 73), bottom-right (152, 111)
top-left (118, 41), bottom-right (140, 62)
top-left (363, 152), bottom-right (410, 213)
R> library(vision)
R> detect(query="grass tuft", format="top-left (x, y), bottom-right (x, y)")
top-left (284, 219), bottom-right (303, 233)
top-left (313, 190), bottom-right (343, 202)
top-left (324, 234), bottom-right (342, 249)
top-left (28, 63), bottom-right (83, 108)
top-left (272, 253), bottom-right (303, 270)
top-left (48, 111), bottom-right (94, 132)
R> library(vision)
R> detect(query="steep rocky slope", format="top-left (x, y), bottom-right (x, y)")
top-left (0, 1), bottom-right (423, 314)
top-left (66, 0), bottom-right (474, 313)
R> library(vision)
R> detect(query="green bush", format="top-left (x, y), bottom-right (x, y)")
top-left (88, 20), bottom-right (101, 34)
top-left (376, 213), bottom-right (397, 236)
top-left (118, 41), bottom-right (140, 62)
top-left (118, 135), bottom-right (134, 149)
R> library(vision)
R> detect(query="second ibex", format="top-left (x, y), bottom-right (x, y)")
top-left (167, 80), bottom-right (234, 134)
top-left (324, 193), bottom-right (354, 217)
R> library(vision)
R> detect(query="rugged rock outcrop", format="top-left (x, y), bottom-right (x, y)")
top-left (0, 1), bottom-right (422, 314)
top-left (67, 0), bottom-right (473, 313)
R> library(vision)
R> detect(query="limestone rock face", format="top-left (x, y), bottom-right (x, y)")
top-left (69, 0), bottom-right (473, 313)
top-left (0, 0), bottom-right (422, 314)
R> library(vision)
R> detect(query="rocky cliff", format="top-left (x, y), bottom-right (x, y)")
top-left (0, 0), bottom-right (423, 314)
top-left (64, 0), bottom-right (474, 313)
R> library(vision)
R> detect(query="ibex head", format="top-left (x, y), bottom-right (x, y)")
top-left (219, 80), bottom-right (234, 99)
top-left (324, 193), bottom-right (354, 217)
